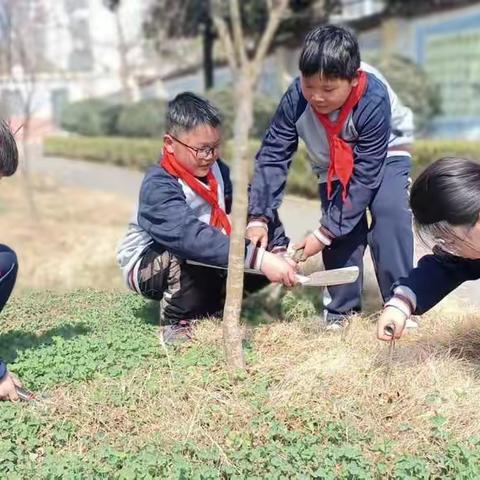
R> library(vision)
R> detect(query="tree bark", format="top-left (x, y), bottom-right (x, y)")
top-left (203, 6), bottom-right (215, 90)
top-left (222, 71), bottom-right (253, 372)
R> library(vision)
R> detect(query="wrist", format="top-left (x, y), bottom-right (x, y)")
top-left (247, 220), bottom-right (268, 231)
top-left (254, 247), bottom-right (266, 271)
top-left (384, 297), bottom-right (412, 318)
top-left (315, 226), bottom-right (334, 246)
top-left (312, 228), bottom-right (330, 247)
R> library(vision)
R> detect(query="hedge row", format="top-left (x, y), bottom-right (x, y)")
top-left (44, 136), bottom-right (480, 199)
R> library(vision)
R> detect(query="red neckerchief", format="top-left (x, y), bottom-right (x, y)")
top-left (314, 70), bottom-right (368, 201)
top-left (161, 148), bottom-right (231, 235)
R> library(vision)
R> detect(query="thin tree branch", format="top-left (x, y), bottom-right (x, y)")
top-left (252, 0), bottom-right (289, 76)
top-left (229, 0), bottom-right (248, 67)
top-left (212, 15), bottom-right (238, 74)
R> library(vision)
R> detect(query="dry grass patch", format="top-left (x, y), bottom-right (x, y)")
top-left (0, 175), bottom-right (132, 291)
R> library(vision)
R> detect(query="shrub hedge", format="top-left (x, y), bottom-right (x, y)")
top-left (44, 136), bottom-right (480, 199)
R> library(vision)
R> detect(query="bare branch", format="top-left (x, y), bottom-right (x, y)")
top-left (253, 0), bottom-right (289, 75)
top-left (212, 15), bottom-right (238, 74)
top-left (229, 0), bottom-right (248, 67)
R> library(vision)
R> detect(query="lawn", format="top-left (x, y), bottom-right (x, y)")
top-left (1, 289), bottom-right (480, 479)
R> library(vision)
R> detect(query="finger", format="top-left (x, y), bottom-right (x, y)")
top-left (260, 234), bottom-right (268, 249)
top-left (8, 384), bottom-right (19, 401)
top-left (384, 323), bottom-right (395, 338)
top-left (293, 239), bottom-right (306, 251)
top-left (394, 325), bottom-right (405, 340)
top-left (12, 375), bottom-right (22, 388)
top-left (376, 321), bottom-right (391, 341)
top-left (285, 269), bottom-right (297, 288)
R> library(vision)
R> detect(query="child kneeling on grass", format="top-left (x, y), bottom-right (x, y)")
top-left (0, 121), bottom-right (23, 401)
top-left (378, 157), bottom-right (480, 341)
top-left (117, 92), bottom-right (298, 344)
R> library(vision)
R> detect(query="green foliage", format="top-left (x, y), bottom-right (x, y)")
top-left (44, 136), bottom-right (164, 169)
top-left (364, 54), bottom-right (441, 133)
top-left (1, 290), bottom-right (480, 478)
top-left (60, 99), bottom-right (121, 137)
top-left (114, 99), bottom-right (166, 138)
top-left (45, 134), bottom-right (480, 200)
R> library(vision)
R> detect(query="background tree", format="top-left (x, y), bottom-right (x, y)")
top-left (0, 0), bottom-right (52, 217)
top-left (364, 53), bottom-right (441, 133)
top-left (143, 0), bottom-right (331, 91)
top-left (103, 0), bottom-right (141, 103)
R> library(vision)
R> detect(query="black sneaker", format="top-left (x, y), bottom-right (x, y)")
top-left (161, 320), bottom-right (194, 345)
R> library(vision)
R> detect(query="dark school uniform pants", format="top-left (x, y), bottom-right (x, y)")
top-left (0, 244), bottom-right (17, 314)
top-left (135, 243), bottom-right (269, 325)
top-left (319, 155), bottom-right (414, 323)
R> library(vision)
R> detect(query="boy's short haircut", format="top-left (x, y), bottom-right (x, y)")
top-left (299, 24), bottom-right (361, 80)
top-left (166, 92), bottom-right (222, 137)
top-left (0, 121), bottom-right (18, 176)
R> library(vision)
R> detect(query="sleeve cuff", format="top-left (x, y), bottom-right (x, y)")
top-left (246, 220), bottom-right (268, 231)
top-left (385, 286), bottom-right (417, 317)
top-left (245, 244), bottom-right (265, 271)
top-left (312, 228), bottom-right (332, 246)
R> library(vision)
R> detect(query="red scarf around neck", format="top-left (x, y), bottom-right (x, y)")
top-left (314, 70), bottom-right (368, 201)
top-left (161, 148), bottom-right (231, 235)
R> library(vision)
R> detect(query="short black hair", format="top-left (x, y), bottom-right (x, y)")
top-left (410, 157), bottom-right (480, 245)
top-left (0, 121), bottom-right (18, 176)
top-left (299, 24), bottom-right (361, 80)
top-left (166, 92), bottom-right (221, 137)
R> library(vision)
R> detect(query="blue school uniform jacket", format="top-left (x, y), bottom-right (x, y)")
top-left (117, 159), bottom-right (288, 284)
top-left (248, 72), bottom-right (393, 240)
top-left (392, 249), bottom-right (480, 315)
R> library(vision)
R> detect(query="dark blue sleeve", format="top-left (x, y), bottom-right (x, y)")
top-left (137, 169), bottom-right (233, 267)
top-left (399, 252), bottom-right (480, 314)
top-left (321, 85), bottom-right (391, 238)
top-left (217, 159), bottom-right (233, 214)
top-left (0, 360), bottom-right (6, 379)
top-left (248, 80), bottom-right (304, 222)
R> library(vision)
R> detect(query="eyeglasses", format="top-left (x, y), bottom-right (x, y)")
top-left (170, 135), bottom-right (220, 160)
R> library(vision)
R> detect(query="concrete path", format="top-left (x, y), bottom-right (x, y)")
top-left (35, 155), bottom-right (480, 312)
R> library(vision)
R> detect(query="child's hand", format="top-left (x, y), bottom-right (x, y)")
top-left (246, 222), bottom-right (268, 248)
top-left (376, 306), bottom-right (407, 341)
top-left (260, 251), bottom-right (298, 287)
top-left (0, 372), bottom-right (22, 401)
top-left (294, 233), bottom-right (325, 260)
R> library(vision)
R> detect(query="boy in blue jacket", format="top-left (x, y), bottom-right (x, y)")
top-left (247, 25), bottom-right (414, 328)
top-left (0, 121), bottom-right (23, 401)
top-left (117, 92), bottom-right (297, 343)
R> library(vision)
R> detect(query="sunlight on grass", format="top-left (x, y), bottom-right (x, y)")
top-left (1, 290), bottom-right (480, 478)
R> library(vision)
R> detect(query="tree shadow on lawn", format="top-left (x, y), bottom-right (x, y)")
top-left (0, 323), bottom-right (90, 363)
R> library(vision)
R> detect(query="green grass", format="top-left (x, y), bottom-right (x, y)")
top-left (1, 290), bottom-right (480, 478)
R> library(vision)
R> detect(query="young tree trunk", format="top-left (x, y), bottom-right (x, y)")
top-left (203, 0), bottom-right (215, 90)
top-left (114, 9), bottom-right (139, 103)
top-left (20, 117), bottom-right (39, 220)
top-left (222, 72), bottom-right (253, 371)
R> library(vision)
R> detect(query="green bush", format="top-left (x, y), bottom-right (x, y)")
top-left (363, 54), bottom-right (441, 133)
top-left (44, 136), bottom-right (480, 199)
top-left (114, 98), bottom-right (166, 138)
top-left (44, 136), bottom-right (164, 169)
top-left (60, 99), bottom-right (121, 137)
